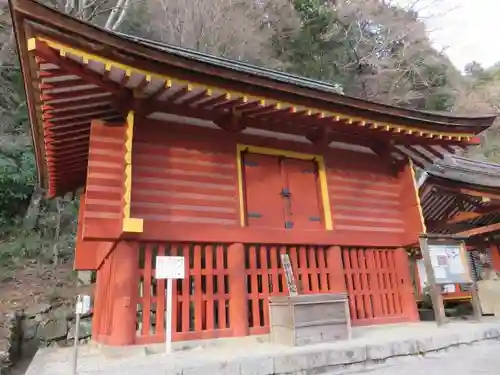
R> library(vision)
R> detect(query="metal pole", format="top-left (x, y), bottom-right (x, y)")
top-left (165, 278), bottom-right (173, 354)
top-left (72, 311), bottom-right (81, 375)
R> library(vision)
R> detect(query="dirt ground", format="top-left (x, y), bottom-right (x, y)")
top-left (0, 259), bottom-right (81, 316)
top-left (0, 259), bottom-right (84, 375)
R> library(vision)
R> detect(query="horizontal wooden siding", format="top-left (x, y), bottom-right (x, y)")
top-left (326, 151), bottom-right (404, 234)
top-left (131, 133), bottom-right (239, 225)
top-left (84, 120), bottom-right (125, 221)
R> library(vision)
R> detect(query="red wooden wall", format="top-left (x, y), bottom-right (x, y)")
top-left (325, 151), bottom-right (405, 235)
top-left (131, 127), bottom-right (239, 226)
top-left (122, 120), bottom-right (419, 244)
top-left (84, 120), bottom-right (125, 221)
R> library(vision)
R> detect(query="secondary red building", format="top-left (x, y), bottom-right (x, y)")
top-left (10, 0), bottom-right (496, 346)
top-left (418, 155), bottom-right (500, 302)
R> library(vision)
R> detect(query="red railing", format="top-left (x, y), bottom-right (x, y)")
top-left (135, 243), bottom-right (232, 344)
top-left (245, 245), bottom-right (337, 334)
top-left (92, 242), bottom-right (417, 345)
top-left (342, 248), bottom-right (415, 325)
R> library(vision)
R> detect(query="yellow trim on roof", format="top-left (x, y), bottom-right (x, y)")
top-left (30, 36), bottom-right (474, 140)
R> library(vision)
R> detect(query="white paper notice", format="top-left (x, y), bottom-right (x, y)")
top-left (442, 284), bottom-right (456, 293)
top-left (448, 257), bottom-right (464, 276)
top-left (434, 267), bottom-right (446, 279)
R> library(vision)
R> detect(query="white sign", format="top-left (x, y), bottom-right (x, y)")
top-left (75, 295), bottom-right (91, 315)
top-left (428, 243), bottom-right (471, 285)
top-left (281, 254), bottom-right (298, 297)
top-left (156, 256), bottom-right (185, 280)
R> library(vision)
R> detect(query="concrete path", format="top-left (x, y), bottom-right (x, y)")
top-left (23, 319), bottom-right (500, 375)
top-left (327, 339), bottom-right (500, 375)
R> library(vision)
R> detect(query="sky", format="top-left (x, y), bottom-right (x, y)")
top-left (395, 0), bottom-right (500, 71)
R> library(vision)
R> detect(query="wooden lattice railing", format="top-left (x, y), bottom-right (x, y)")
top-left (92, 242), bottom-right (417, 345)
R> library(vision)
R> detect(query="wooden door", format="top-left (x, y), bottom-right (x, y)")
top-left (243, 153), bottom-right (323, 230)
top-left (282, 158), bottom-right (323, 230)
top-left (243, 152), bottom-right (284, 228)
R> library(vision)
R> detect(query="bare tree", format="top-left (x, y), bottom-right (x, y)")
top-left (127, 0), bottom-right (299, 66)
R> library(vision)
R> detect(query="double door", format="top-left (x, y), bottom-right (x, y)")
top-left (243, 152), bottom-right (324, 230)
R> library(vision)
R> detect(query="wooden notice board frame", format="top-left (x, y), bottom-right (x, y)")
top-left (418, 233), bottom-right (481, 326)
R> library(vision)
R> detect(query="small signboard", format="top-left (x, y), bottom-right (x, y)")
top-left (155, 256), bottom-right (185, 280)
top-left (281, 254), bottom-right (298, 297)
top-left (427, 242), bottom-right (471, 285)
top-left (155, 256), bottom-right (185, 355)
top-left (75, 295), bottom-right (92, 315)
top-left (419, 234), bottom-right (480, 326)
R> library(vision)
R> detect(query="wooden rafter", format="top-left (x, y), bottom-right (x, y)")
top-left (457, 222), bottom-right (500, 238)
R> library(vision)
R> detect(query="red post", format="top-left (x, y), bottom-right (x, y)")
top-left (326, 246), bottom-right (347, 293)
top-left (228, 243), bottom-right (249, 337)
top-left (107, 241), bottom-right (139, 345)
top-left (394, 247), bottom-right (419, 322)
top-left (490, 244), bottom-right (500, 272)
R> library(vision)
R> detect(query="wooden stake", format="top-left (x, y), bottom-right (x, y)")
top-left (419, 236), bottom-right (446, 326)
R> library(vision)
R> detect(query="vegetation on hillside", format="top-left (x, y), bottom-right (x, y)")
top-left (0, 0), bottom-right (499, 268)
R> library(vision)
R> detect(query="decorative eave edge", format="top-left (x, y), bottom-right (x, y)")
top-left (10, 0), bottom-right (496, 128)
top-left (27, 36), bottom-right (483, 142)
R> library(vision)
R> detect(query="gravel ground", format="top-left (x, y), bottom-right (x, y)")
top-left (331, 340), bottom-right (500, 375)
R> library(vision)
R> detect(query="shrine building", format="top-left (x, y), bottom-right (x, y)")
top-left (9, 0), bottom-right (497, 346)
top-left (418, 155), bottom-right (500, 303)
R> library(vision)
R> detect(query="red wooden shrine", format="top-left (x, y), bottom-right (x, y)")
top-left (418, 155), bottom-right (500, 302)
top-left (10, 0), bottom-right (497, 346)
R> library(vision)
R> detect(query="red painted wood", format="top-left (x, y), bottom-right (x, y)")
top-left (141, 244), bottom-right (152, 336)
top-left (308, 247), bottom-right (320, 293)
top-left (156, 245), bottom-right (166, 336)
top-left (248, 245), bottom-right (261, 327)
top-left (259, 245), bottom-right (271, 327)
top-left (243, 153), bottom-right (284, 228)
top-left (74, 192), bottom-right (98, 270)
top-left (83, 120), bottom-right (124, 233)
top-left (490, 244), bottom-right (500, 272)
top-left (216, 245), bottom-right (228, 329)
top-left (394, 248), bottom-right (419, 322)
top-left (205, 245), bottom-right (215, 330)
top-left (228, 244), bottom-right (248, 336)
top-left (365, 249), bottom-right (383, 317)
top-left (193, 245), bottom-right (203, 332)
top-left (107, 241), bottom-right (139, 346)
top-left (131, 242), bottom-right (233, 344)
top-left (282, 158), bottom-right (323, 230)
top-left (343, 247), bottom-right (416, 326)
top-left (269, 246), bottom-right (280, 295)
top-left (357, 249), bottom-right (373, 319)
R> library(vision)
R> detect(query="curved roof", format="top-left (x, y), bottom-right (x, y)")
top-left (421, 155), bottom-right (500, 189)
top-left (8, 0), bottom-right (499, 195)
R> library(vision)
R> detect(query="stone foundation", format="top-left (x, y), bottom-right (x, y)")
top-left (0, 303), bottom-right (92, 374)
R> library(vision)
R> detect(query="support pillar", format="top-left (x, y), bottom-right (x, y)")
top-left (227, 243), bottom-right (249, 337)
top-left (107, 241), bottom-right (139, 346)
top-left (326, 246), bottom-right (347, 293)
top-left (395, 248), bottom-right (419, 322)
top-left (489, 243), bottom-right (500, 273)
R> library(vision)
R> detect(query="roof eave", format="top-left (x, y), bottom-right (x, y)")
top-left (10, 0), bottom-right (498, 132)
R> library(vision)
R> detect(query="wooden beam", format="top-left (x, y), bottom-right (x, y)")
top-left (447, 211), bottom-right (482, 224)
top-left (456, 222), bottom-right (500, 238)
top-left (448, 206), bottom-right (500, 225)
top-left (213, 112), bottom-right (245, 133)
top-left (30, 39), bottom-right (122, 95)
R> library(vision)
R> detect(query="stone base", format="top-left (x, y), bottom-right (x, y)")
top-left (24, 320), bottom-right (500, 375)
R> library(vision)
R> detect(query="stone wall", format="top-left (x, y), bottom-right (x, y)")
top-left (0, 312), bottom-right (22, 375)
top-left (0, 303), bottom-right (92, 374)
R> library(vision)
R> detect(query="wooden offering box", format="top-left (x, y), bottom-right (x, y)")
top-left (269, 294), bottom-right (351, 347)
